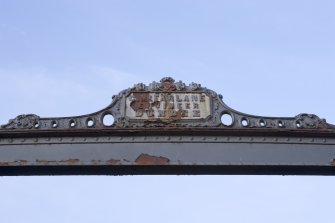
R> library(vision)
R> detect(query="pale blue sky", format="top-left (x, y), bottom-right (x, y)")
top-left (0, 1), bottom-right (334, 222)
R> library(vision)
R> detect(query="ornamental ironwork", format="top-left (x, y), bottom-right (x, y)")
top-left (1, 77), bottom-right (334, 131)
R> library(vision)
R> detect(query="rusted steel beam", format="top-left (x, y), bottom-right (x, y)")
top-left (0, 134), bottom-right (334, 175)
top-left (0, 77), bottom-right (334, 176)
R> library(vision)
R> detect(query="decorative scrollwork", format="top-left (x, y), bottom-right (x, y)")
top-left (1, 114), bottom-right (40, 129)
top-left (148, 81), bottom-right (161, 91)
top-left (295, 113), bottom-right (331, 129)
top-left (0, 77), bottom-right (334, 131)
top-left (175, 81), bottom-right (186, 91)
top-left (132, 77), bottom-right (204, 92)
top-left (188, 82), bottom-right (201, 91)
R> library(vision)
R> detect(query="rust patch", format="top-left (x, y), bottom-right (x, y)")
top-left (129, 92), bottom-right (185, 122)
top-left (330, 159), bottom-right (335, 166)
top-left (90, 159), bottom-right (120, 165)
top-left (130, 93), bottom-right (150, 112)
top-left (0, 160), bottom-right (28, 166)
top-left (135, 153), bottom-right (170, 165)
top-left (36, 159), bottom-right (80, 165)
top-left (173, 109), bottom-right (183, 120)
top-left (160, 93), bottom-right (183, 121)
top-left (106, 159), bottom-right (121, 165)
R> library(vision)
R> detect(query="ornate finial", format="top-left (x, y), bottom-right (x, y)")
top-left (160, 77), bottom-right (175, 83)
top-left (160, 77), bottom-right (176, 91)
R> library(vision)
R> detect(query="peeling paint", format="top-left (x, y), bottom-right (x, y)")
top-left (135, 153), bottom-right (170, 165)
top-left (130, 93), bottom-right (150, 113)
top-left (126, 90), bottom-right (211, 122)
top-left (106, 159), bottom-right (121, 165)
top-left (0, 160), bottom-right (28, 166)
top-left (36, 159), bottom-right (80, 165)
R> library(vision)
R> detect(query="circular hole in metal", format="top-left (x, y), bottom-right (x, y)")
top-left (69, 120), bottom-right (76, 128)
top-left (259, 119), bottom-right (266, 127)
top-left (296, 121), bottom-right (302, 128)
top-left (51, 120), bottom-right (58, 128)
top-left (241, 118), bottom-right (249, 127)
top-left (34, 122), bottom-right (40, 129)
top-left (87, 118), bottom-right (94, 127)
top-left (278, 120), bottom-right (284, 128)
top-left (221, 113), bottom-right (233, 126)
top-left (103, 113), bottom-right (115, 127)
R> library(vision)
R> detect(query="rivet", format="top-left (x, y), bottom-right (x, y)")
top-left (167, 137), bottom-right (171, 141)
top-left (59, 138), bottom-right (62, 142)
top-left (214, 137), bottom-right (217, 141)
top-left (8, 139), bottom-right (13, 143)
top-left (274, 138), bottom-right (278, 142)
top-left (323, 139), bottom-right (327, 143)
top-left (119, 137), bottom-right (123, 141)
top-left (34, 138), bottom-right (38, 142)
top-left (179, 137), bottom-right (182, 140)
top-left (250, 137), bottom-right (254, 141)
top-left (190, 137), bottom-right (194, 141)
top-left (202, 137), bottom-right (206, 141)
top-left (310, 138), bottom-right (314, 142)
top-left (21, 138), bottom-right (26, 143)
top-left (298, 138), bottom-right (302, 142)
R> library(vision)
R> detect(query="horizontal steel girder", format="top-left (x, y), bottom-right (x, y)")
top-left (0, 135), bottom-right (334, 176)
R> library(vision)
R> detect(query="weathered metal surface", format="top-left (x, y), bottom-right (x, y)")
top-left (126, 92), bottom-right (211, 120)
top-left (0, 135), bottom-right (334, 175)
top-left (0, 77), bottom-right (334, 175)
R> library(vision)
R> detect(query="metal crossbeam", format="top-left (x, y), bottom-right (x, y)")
top-left (1, 77), bottom-right (334, 175)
